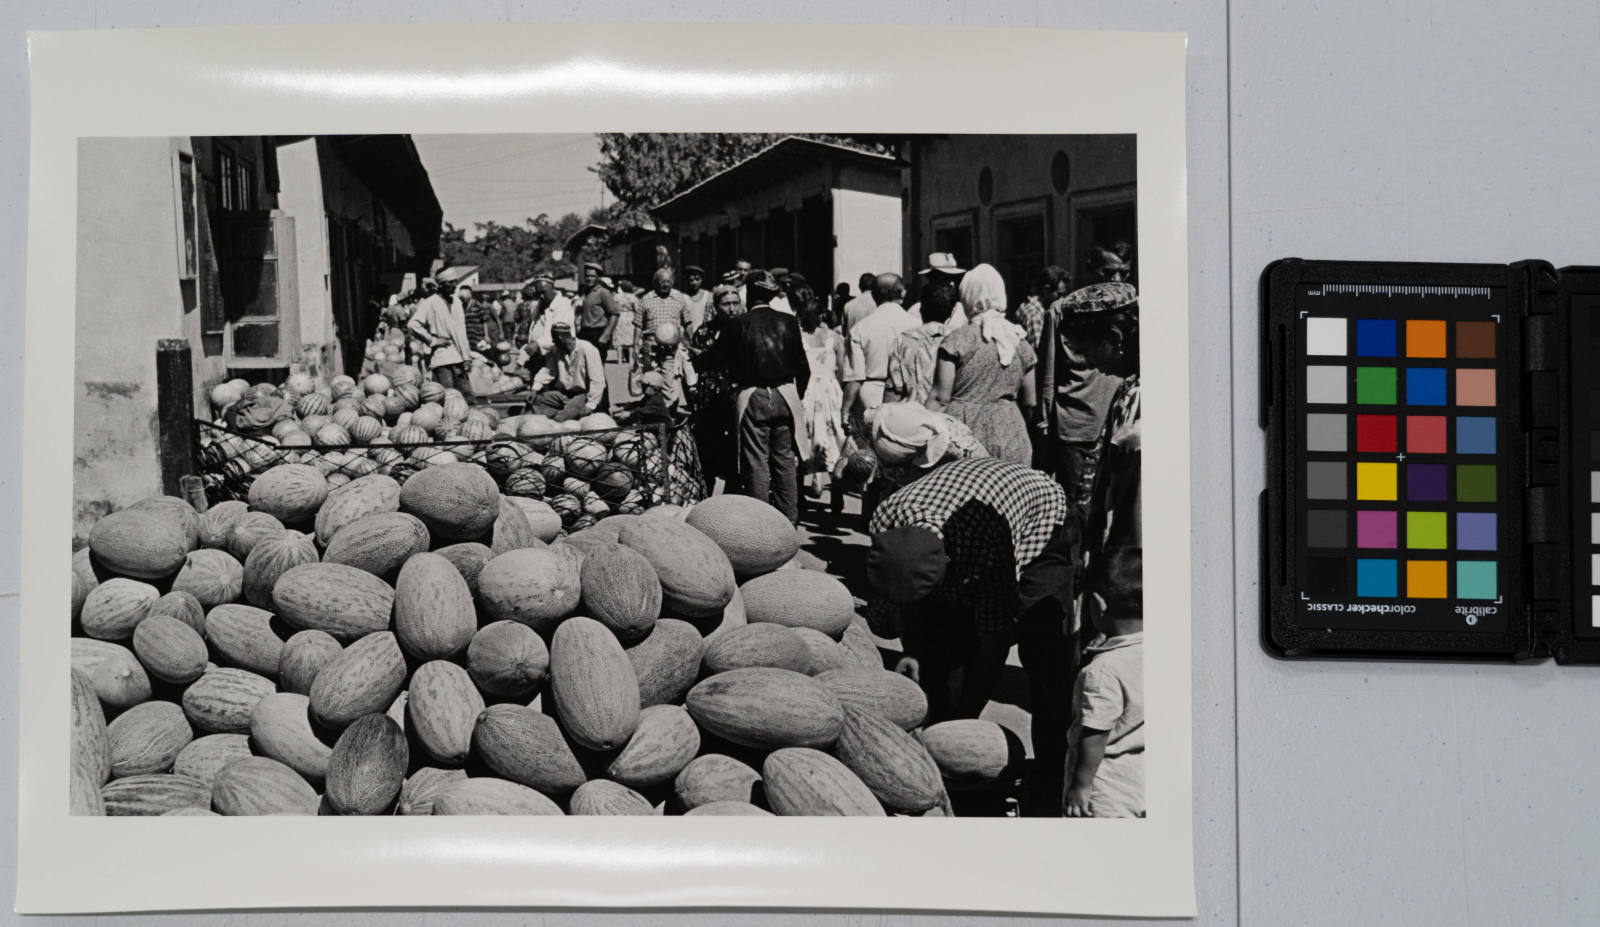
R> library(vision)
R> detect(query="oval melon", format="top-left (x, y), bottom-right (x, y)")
top-left (470, 704), bottom-right (587, 797)
top-left (430, 777), bottom-right (564, 816)
top-left (211, 756), bottom-right (318, 815)
top-left (673, 754), bottom-right (762, 810)
top-left (762, 747), bottom-right (885, 816)
top-left (550, 617), bottom-right (641, 751)
top-left (393, 552), bottom-right (476, 661)
top-left (147, 590), bottom-right (206, 637)
top-left (569, 779), bottom-right (653, 816)
top-left (618, 518), bottom-right (735, 619)
top-left (70, 669), bottom-right (110, 790)
top-left (685, 494), bottom-right (800, 576)
top-left (606, 704), bottom-right (700, 789)
top-left (466, 621), bottom-right (549, 699)
top-left (398, 462), bottom-right (500, 540)
top-left (740, 570), bottom-right (855, 638)
top-left (248, 692), bottom-right (334, 784)
top-left (204, 603), bottom-right (285, 677)
top-left (504, 496), bottom-right (563, 542)
top-left (102, 773), bottom-right (210, 816)
top-left (88, 507), bottom-right (190, 579)
top-left (277, 629), bottom-right (343, 695)
top-left (247, 463), bottom-right (329, 524)
top-left (197, 500), bottom-right (250, 550)
top-left (476, 547), bottom-right (581, 633)
top-left (625, 619), bottom-right (704, 708)
top-left (181, 667), bottom-right (275, 734)
top-left (79, 577), bottom-right (159, 641)
top-left (397, 766), bottom-right (467, 816)
top-left (322, 511), bottom-right (430, 579)
top-left (433, 542), bottom-right (495, 599)
top-left (242, 533), bottom-right (319, 609)
top-left (406, 660), bottom-right (483, 765)
top-left (326, 713), bottom-right (408, 815)
top-left (313, 473), bottom-right (402, 546)
top-left (308, 631), bottom-right (407, 730)
top-left (170, 548), bottom-right (245, 609)
top-left (489, 495), bottom-right (542, 554)
top-left (815, 668), bottom-right (929, 730)
top-left (702, 623), bottom-right (813, 675)
top-left (131, 614), bottom-right (208, 684)
top-left (172, 733), bottom-right (251, 789)
top-left (226, 511), bottom-right (287, 562)
top-left (71, 638), bottom-right (152, 712)
top-left (918, 719), bottom-right (1027, 784)
top-left (834, 705), bottom-right (943, 812)
top-left (272, 562), bottom-right (394, 641)
top-left (685, 667), bottom-right (844, 751)
top-left (578, 541), bottom-right (662, 643)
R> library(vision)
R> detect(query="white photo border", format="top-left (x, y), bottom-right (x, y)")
top-left (20, 22), bottom-right (1193, 916)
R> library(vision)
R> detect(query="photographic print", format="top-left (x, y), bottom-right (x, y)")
top-left (71, 130), bottom-right (1139, 821)
top-left (25, 23), bottom-right (1191, 915)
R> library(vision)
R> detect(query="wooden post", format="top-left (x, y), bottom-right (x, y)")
top-left (180, 475), bottom-right (209, 513)
top-left (156, 338), bottom-right (196, 497)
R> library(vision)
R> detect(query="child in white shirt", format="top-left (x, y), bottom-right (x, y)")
top-left (1064, 546), bottom-right (1144, 818)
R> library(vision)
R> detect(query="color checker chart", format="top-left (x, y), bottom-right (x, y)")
top-left (1295, 285), bottom-right (1509, 632)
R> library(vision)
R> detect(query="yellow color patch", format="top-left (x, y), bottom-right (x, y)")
top-left (1355, 462), bottom-right (1397, 501)
top-left (1407, 560), bottom-right (1448, 599)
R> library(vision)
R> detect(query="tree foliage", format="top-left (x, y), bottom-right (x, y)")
top-left (438, 205), bottom-right (612, 284)
top-left (593, 134), bottom-right (891, 228)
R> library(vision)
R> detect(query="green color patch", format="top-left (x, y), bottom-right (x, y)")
top-left (1456, 464), bottom-right (1497, 503)
top-left (1355, 366), bottom-right (1397, 405)
top-left (1405, 511), bottom-right (1447, 549)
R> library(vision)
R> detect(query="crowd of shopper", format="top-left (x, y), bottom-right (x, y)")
top-left (376, 245), bottom-right (1144, 819)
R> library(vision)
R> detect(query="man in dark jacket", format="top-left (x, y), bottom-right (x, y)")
top-left (701, 271), bottom-right (811, 524)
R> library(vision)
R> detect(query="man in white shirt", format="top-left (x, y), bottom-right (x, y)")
top-left (680, 264), bottom-right (712, 334)
top-left (406, 278), bottom-right (473, 394)
top-left (528, 322), bottom-right (608, 422)
top-left (525, 273), bottom-right (576, 358)
top-left (842, 272), bottom-right (879, 335)
top-left (842, 273), bottom-right (917, 423)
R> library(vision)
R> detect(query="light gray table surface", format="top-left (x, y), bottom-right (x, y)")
top-left (0, 1), bottom-right (1593, 924)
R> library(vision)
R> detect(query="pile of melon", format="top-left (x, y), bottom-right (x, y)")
top-left (71, 470), bottom-right (1022, 817)
top-left (204, 375), bottom-right (679, 532)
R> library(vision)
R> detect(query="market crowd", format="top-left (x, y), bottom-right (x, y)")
top-left (375, 243), bottom-right (1143, 819)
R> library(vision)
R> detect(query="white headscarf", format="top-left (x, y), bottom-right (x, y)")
top-left (871, 402), bottom-right (954, 469)
top-left (959, 263), bottom-right (1025, 366)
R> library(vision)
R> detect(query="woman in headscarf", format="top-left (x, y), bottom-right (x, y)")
top-left (687, 283), bottom-right (746, 494)
top-left (868, 400), bottom-right (988, 495)
top-left (927, 263), bottom-right (1037, 466)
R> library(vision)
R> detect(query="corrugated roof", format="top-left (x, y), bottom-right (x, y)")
top-left (652, 136), bottom-right (900, 221)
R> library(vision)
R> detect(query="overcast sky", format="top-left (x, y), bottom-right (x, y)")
top-left (412, 134), bottom-right (608, 235)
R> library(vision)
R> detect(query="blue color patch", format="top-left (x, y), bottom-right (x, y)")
top-left (1455, 416), bottom-right (1496, 454)
top-left (1356, 319), bottom-right (1398, 357)
top-left (1406, 367), bottom-right (1447, 405)
top-left (1356, 558), bottom-right (1399, 598)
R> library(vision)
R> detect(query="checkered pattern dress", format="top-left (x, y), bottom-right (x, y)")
top-left (867, 456), bottom-right (1069, 634)
top-left (1015, 296), bottom-right (1047, 349)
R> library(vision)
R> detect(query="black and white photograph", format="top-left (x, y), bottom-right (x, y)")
top-left (70, 130), bottom-right (1142, 819)
top-left (22, 22), bottom-right (1193, 916)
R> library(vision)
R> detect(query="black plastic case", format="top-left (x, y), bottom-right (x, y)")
top-left (1260, 258), bottom-right (1599, 664)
